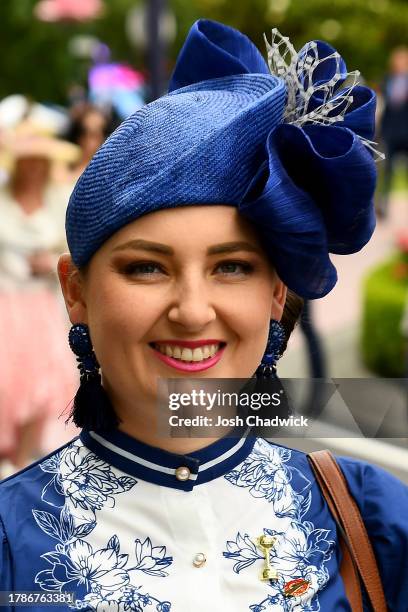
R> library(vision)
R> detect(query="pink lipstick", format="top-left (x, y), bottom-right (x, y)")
top-left (149, 341), bottom-right (226, 372)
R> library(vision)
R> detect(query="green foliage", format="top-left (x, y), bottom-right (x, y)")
top-left (360, 254), bottom-right (407, 377)
top-left (0, 0), bottom-right (142, 102)
top-left (0, 0), bottom-right (407, 103)
top-left (171, 0), bottom-right (408, 84)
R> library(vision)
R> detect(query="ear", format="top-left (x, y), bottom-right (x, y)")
top-left (57, 253), bottom-right (88, 324)
top-left (270, 272), bottom-right (287, 321)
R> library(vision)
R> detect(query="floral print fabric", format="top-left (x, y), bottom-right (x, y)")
top-left (2, 432), bottom-right (407, 610)
top-left (33, 440), bottom-right (172, 611)
top-left (27, 439), bottom-right (335, 611)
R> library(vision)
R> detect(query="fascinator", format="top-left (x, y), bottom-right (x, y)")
top-left (66, 19), bottom-right (379, 299)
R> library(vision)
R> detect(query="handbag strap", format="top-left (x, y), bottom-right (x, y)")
top-left (308, 450), bottom-right (387, 612)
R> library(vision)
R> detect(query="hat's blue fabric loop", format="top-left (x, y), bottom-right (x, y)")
top-left (296, 39), bottom-right (348, 111)
top-left (338, 86), bottom-right (377, 140)
top-left (169, 19), bottom-right (270, 91)
top-left (239, 123), bottom-right (376, 298)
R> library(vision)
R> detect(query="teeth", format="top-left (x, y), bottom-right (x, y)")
top-left (180, 348), bottom-right (193, 361)
top-left (155, 343), bottom-right (221, 362)
top-left (192, 348), bottom-right (202, 362)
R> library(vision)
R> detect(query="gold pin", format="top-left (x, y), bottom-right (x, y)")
top-left (255, 535), bottom-right (278, 581)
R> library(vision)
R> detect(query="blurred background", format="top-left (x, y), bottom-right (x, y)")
top-left (0, 0), bottom-right (407, 479)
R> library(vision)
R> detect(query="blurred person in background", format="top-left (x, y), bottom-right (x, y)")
top-left (377, 46), bottom-right (408, 218)
top-left (65, 103), bottom-right (115, 181)
top-left (0, 115), bottom-right (80, 475)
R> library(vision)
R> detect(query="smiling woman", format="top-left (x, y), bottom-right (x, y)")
top-left (1, 18), bottom-right (408, 612)
top-left (60, 205), bottom-right (287, 449)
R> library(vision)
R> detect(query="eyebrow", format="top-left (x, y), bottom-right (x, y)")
top-left (112, 239), bottom-right (261, 256)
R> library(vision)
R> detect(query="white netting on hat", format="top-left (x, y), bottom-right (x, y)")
top-left (264, 29), bottom-right (384, 160)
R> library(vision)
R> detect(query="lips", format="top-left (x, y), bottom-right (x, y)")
top-left (149, 340), bottom-right (226, 372)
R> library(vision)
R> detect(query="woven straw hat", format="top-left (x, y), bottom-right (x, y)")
top-left (0, 119), bottom-right (80, 168)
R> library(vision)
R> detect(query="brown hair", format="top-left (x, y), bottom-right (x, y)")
top-left (280, 289), bottom-right (304, 355)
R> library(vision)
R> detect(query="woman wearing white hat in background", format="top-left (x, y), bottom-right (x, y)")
top-left (0, 101), bottom-right (80, 473)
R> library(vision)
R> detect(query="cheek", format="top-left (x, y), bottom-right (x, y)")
top-left (220, 282), bottom-right (274, 361)
top-left (86, 280), bottom-right (162, 356)
top-left (228, 282), bottom-right (274, 331)
top-left (237, 318), bottom-right (269, 360)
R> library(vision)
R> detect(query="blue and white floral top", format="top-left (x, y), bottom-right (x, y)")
top-left (0, 430), bottom-right (407, 611)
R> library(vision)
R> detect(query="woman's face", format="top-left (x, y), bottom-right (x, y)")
top-left (78, 110), bottom-right (107, 158)
top-left (14, 156), bottom-right (50, 186)
top-left (61, 205), bottom-right (287, 407)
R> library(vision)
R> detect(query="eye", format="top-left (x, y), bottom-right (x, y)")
top-left (122, 261), bottom-right (166, 276)
top-left (215, 261), bottom-right (254, 276)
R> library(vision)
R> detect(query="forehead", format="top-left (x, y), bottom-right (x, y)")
top-left (101, 205), bottom-right (262, 251)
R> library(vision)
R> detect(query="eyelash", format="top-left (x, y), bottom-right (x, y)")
top-left (121, 260), bottom-right (254, 277)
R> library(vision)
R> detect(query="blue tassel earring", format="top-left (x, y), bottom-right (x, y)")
top-left (68, 323), bottom-right (119, 431)
top-left (256, 319), bottom-right (286, 378)
top-left (69, 323), bottom-right (100, 380)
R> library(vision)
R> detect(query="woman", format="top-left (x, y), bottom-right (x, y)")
top-left (0, 117), bottom-right (80, 472)
top-left (1, 20), bottom-right (407, 611)
top-left (66, 104), bottom-right (114, 181)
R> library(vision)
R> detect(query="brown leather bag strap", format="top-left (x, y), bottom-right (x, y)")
top-left (308, 450), bottom-right (387, 612)
top-left (309, 453), bottom-right (364, 611)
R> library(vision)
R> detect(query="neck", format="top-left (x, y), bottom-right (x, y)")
top-left (105, 382), bottom-right (237, 455)
top-left (119, 420), bottom-right (223, 455)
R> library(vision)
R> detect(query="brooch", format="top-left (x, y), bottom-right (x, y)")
top-left (283, 578), bottom-right (311, 597)
top-left (255, 535), bottom-right (278, 581)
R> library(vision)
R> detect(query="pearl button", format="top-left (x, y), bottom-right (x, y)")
top-left (193, 553), bottom-right (206, 568)
top-left (175, 466), bottom-right (191, 481)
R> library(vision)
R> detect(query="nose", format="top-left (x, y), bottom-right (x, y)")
top-left (167, 273), bottom-right (217, 331)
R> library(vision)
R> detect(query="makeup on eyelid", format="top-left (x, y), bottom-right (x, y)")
top-left (113, 258), bottom-right (256, 278)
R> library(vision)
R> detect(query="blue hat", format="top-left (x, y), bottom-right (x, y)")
top-left (66, 19), bottom-right (378, 299)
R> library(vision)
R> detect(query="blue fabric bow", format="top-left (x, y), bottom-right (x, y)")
top-left (169, 20), bottom-right (377, 299)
